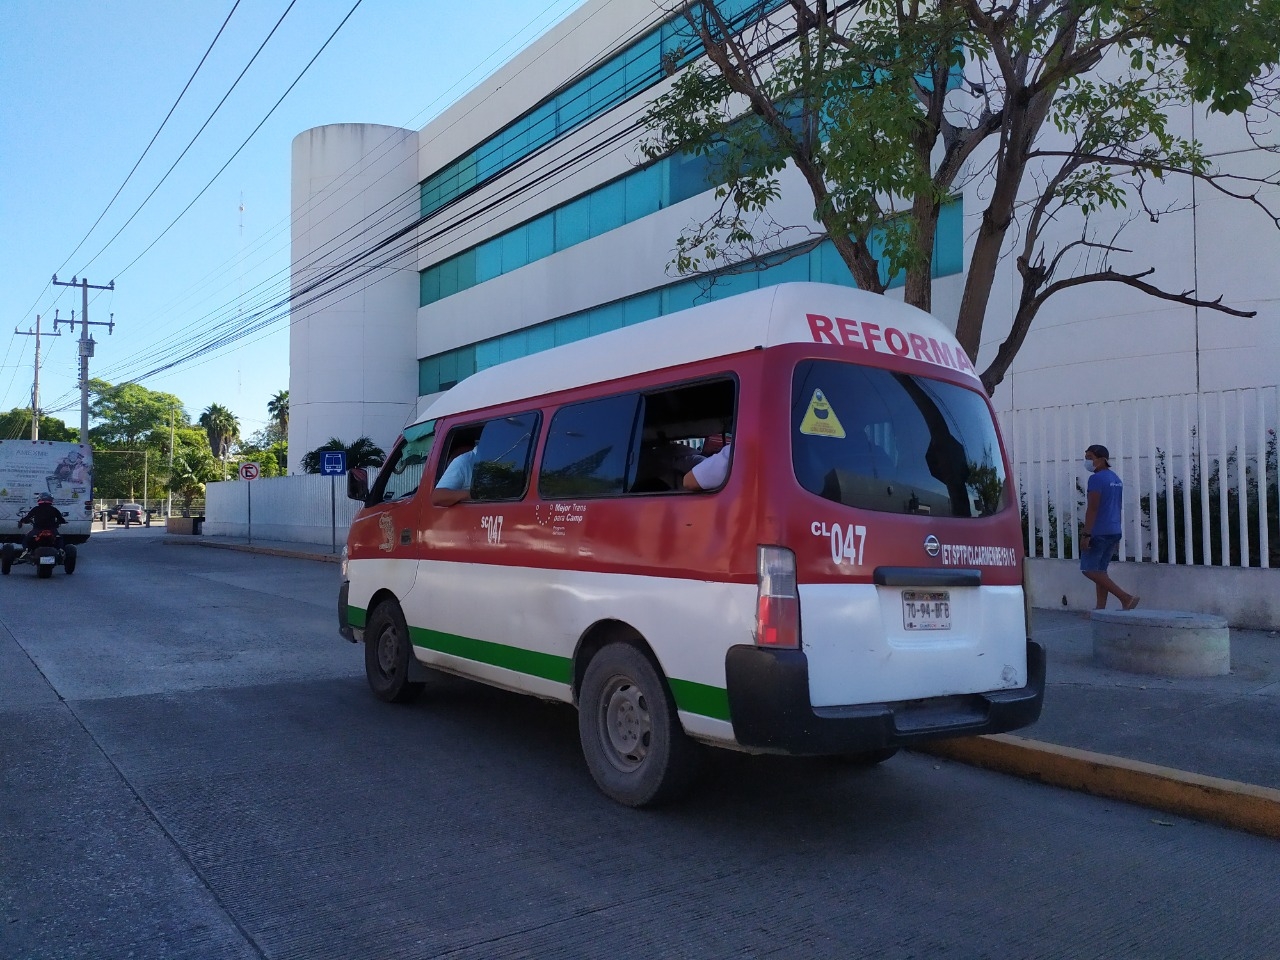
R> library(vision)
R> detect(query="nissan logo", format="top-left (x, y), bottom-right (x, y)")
top-left (923, 535), bottom-right (940, 557)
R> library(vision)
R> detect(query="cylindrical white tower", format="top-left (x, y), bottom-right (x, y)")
top-left (289, 123), bottom-right (419, 472)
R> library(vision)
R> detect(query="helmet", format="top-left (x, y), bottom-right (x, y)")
top-left (36, 493), bottom-right (53, 504)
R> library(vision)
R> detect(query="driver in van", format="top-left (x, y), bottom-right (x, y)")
top-left (431, 439), bottom-right (478, 507)
top-left (18, 493), bottom-right (67, 550)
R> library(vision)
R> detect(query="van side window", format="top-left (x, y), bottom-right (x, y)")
top-left (539, 395), bottom-right (640, 498)
top-left (471, 412), bottom-right (541, 501)
top-left (380, 423), bottom-right (434, 502)
top-left (632, 377), bottom-right (737, 493)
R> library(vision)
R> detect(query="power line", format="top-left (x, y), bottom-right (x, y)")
top-left (75, 0), bottom-right (302, 276)
top-left (34, 0), bottom-right (677, 410)
top-left (56, 0), bottom-right (244, 277)
top-left (93, 0), bottom-right (650, 353)
top-left (113, 0), bottom-right (368, 282)
top-left (68, 0), bottom-right (596, 376)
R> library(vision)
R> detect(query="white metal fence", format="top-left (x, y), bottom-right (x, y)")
top-left (1001, 386), bottom-right (1279, 569)
top-left (204, 474), bottom-right (361, 546)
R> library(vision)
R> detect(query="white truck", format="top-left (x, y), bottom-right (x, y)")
top-left (0, 440), bottom-right (95, 544)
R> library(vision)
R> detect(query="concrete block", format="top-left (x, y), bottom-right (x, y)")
top-left (1091, 609), bottom-right (1230, 677)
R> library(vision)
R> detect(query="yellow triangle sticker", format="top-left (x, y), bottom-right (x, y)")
top-left (800, 388), bottom-right (846, 438)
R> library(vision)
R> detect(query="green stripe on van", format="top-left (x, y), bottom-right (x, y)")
top-left (409, 626), bottom-right (574, 685)
top-left (398, 624), bottom-right (731, 721)
top-left (355, 603), bottom-right (729, 719)
top-left (669, 678), bottom-right (731, 722)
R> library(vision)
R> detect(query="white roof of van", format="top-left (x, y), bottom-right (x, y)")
top-left (411, 282), bottom-right (976, 425)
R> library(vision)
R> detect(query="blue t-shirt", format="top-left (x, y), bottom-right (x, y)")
top-left (1088, 467), bottom-right (1123, 535)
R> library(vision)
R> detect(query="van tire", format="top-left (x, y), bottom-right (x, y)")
top-left (1, 544), bottom-right (13, 575)
top-left (578, 642), bottom-right (697, 807)
top-left (364, 601), bottom-right (425, 704)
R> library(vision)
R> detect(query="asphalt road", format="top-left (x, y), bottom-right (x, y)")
top-left (2, 527), bottom-right (1278, 959)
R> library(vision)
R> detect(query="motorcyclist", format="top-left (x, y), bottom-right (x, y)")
top-left (18, 493), bottom-right (67, 551)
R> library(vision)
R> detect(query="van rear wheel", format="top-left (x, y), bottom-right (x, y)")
top-left (364, 602), bottom-right (425, 704)
top-left (578, 642), bottom-right (697, 807)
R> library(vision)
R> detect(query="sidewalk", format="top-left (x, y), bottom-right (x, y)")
top-left (164, 532), bottom-right (342, 563)
top-left (167, 534), bottom-right (1280, 836)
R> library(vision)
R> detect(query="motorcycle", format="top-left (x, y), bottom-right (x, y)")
top-left (1, 528), bottom-right (77, 578)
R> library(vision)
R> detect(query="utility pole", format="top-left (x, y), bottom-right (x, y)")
top-left (52, 275), bottom-right (115, 445)
top-left (14, 312), bottom-right (61, 440)
top-left (167, 403), bottom-right (175, 518)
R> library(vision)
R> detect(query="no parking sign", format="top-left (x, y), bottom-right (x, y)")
top-left (239, 462), bottom-right (260, 481)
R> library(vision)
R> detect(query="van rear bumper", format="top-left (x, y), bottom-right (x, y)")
top-left (724, 640), bottom-right (1045, 755)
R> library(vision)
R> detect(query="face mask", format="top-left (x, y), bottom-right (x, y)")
top-left (1084, 460), bottom-right (1096, 473)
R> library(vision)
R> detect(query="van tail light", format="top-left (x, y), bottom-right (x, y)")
top-left (756, 545), bottom-right (800, 649)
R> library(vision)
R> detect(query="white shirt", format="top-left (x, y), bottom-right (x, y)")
top-left (689, 444), bottom-right (731, 489)
top-left (437, 448), bottom-right (476, 491)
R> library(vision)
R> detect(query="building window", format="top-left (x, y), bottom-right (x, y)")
top-left (417, 1), bottom-right (789, 221)
top-left (416, 197), bottom-right (965, 397)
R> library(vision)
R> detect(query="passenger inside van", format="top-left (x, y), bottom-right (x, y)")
top-left (431, 438), bottom-right (478, 507)
top-left (633, 437), bottom-right (704, 492)
top-left (683, 443), bottom-right (732, 491)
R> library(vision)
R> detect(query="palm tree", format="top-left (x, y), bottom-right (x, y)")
top-left (199, 403), bottom-right (241, 479)
top-left (167, 454), bottom-right (216, 517)
top-left (267, 389), bottom-right (289, 440)
top-left (301, 436), bottom-right (387, 473)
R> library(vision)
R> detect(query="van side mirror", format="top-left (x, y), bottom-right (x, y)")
top-left (346, 467), bottom-right (369, 502)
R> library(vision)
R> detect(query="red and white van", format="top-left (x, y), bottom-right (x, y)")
top-left (340, 282), bottom-right (1043, 806)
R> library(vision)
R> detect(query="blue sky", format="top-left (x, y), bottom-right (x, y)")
top-left (0, 0), bottom-right (585, 441)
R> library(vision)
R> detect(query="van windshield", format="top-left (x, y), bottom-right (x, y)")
top-left (791, 360), bottom-right (1007, 518)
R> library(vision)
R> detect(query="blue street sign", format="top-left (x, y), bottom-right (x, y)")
top-left (321, 450), bottom-right (348, 476)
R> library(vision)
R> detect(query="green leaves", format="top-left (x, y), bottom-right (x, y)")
top-left (1140, 0), bottom-right (1280, 113)
top-left (641, 0), bottom-right (1278, 393)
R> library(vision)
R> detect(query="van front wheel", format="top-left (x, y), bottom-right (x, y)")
top-left (578, 642), bottom-right (697, 807)
top-left (364, 602), bottom-right (425, 704)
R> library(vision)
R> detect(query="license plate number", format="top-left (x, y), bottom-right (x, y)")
top-left (38, 556), bottom-right (56, 565)
top-left (903, 591), bottom-right (951, 631)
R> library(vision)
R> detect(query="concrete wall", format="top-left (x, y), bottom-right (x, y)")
top-left (1026, 558), bottom-right (1280, 631)
top-left (289, 123), bottom-right (421, 468)
top-left (204, 475), bottom-right (360, 547)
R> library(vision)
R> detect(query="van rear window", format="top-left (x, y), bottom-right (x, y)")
top-left (791, 360), bottom-right (1007, 518)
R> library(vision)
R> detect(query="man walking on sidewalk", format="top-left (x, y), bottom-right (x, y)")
top-left (1080, 444), bottom-right (1140, 611)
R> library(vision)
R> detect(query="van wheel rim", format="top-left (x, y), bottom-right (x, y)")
top-left (597, 676), bottom-right (651, 772)
top-left (376, 626), bottom-right (400, 676)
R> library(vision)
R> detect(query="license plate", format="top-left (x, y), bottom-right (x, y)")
top-left (902, 590), bottom-right (951, 631)
top-left (38, 556), bottom-right (56, 565)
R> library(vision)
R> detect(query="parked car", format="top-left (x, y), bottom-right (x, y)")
top-left (104, 504), bottom-right (121, 522)
top-left (116, 503), bottom-right (144, 525)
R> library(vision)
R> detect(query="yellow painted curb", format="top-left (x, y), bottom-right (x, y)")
top-left (917, 734), bottom-right (1280, 841)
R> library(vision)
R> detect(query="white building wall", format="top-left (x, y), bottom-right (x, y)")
top-left (289, 123), bottom-right (420, 470)
top-left (968, 96), bottom-right (1280, 415)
